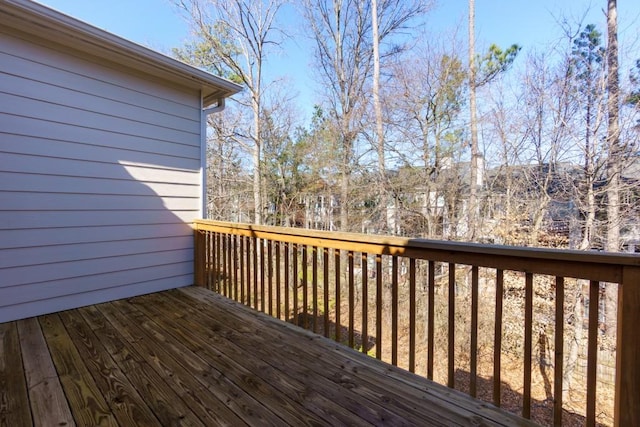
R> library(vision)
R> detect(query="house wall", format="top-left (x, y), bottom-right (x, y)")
top-left (0, 28), bottom-right (203, 322)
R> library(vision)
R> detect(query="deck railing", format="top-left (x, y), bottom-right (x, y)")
top-left (193, 219), bottom-right (640, 426)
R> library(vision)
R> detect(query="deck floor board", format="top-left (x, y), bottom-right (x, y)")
top-left (1, 286), bottom-right (537, 426)
top-left (17, 317), bottom-right (75, 427)
top-left (155, 289), bottom-right (457, 426)
top-left (0, 322), bottom-right (32, 427)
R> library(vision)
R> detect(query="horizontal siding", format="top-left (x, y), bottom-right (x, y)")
top-left (0, 192), bottom-right (199, 212)
top-left (1, 223), bottom-right (193, 250)
top-left (0, 29), bottom-right (204, 321)
top-left (0, 92), bottom-right (197, 145)
top-left (0, 49), bottom-right (198, 120)
top-left (0, 30), bottom-right (199, 110)
top-left (1, 115), bottom-right (201, 160)
top-left (0, 211), bottom-right (197, 230)
top-left (0, 276), bottom-right (193, 324)
top-left (0, 236), bottom-right (193, 269)
top-left (0, 152), bottom-right (199, 184)
top-left (0, 71), bottom-right (200, 135)
top-left (0, 172), bottom-right (198, 197)
top-left (2, 249), bottom-right (193, 289)
top-left (0, 262), bottom-right (193, 308)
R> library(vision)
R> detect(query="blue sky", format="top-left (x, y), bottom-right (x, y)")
top-left (35, 0), bottom-right (640, 121)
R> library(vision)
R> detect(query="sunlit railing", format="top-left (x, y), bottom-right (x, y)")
top-left (193, 219), bottom-right (640, 426)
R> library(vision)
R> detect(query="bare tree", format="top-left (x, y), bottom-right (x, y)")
top-left (370, 0), bottom-right (428, 234)
top-left (302, 0), bottom-right (368, 231)
top-left (571, 23), bottom-right (607, 249)
top-left (174, 0), bottom-right (286, 225)
top-left (205, 105), bottom-right (252, 222)
top-left (467, 0), bottom-right (520, 241)
top-left (303, 0), bottom-right (427, 232)
top-left (388, 37), bottom-right (467, 239)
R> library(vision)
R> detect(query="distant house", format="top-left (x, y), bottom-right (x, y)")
top-left (0, 0), bottom-right (241, 322)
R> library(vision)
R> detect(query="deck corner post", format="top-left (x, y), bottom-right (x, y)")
top-left (614, 265), bottom-right (640, 427)
top-left (194, 221), bottom-right (204, 287)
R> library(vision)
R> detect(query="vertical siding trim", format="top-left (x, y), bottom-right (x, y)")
top-left (199, 93), bottom-right (207, 219)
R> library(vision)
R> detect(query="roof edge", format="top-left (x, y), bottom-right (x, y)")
top-left (0, 0), bottom-right (242, 101)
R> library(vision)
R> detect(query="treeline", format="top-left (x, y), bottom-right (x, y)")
top-left (173, 0), bottom-right (640, 251)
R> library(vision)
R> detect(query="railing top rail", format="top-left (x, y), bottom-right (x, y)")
top-left (194, 220), bottom-right (640, 282)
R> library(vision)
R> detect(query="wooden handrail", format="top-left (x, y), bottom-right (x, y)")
top-left (195, 220), bottom-right (639, 280)
top-left (193, 219), bottom-right (640, 426)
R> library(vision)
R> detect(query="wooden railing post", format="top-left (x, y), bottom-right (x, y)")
top-left (614, 265), bottom-right (640, 427)
top-left (193, 223), bottom-right (204, 287)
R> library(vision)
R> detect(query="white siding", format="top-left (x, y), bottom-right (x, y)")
top-left (0, 29), bottom-right (203, 322)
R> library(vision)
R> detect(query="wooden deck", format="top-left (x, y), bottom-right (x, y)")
top-left (0, 286), bottom-right (536, 426)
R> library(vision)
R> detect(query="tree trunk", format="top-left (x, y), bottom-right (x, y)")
top-left (371, 0), bottom-right (388, 234)
top-left (468, 0), bottom-right (479, 241)
top-left (340, 145), bottom-right (350, 232)
top-left (252, 95), bottom-right (262, 225)
top-left (604, 0), bottom-right (620, 338)
top-left (606, 0), bottom-right (620, 252)
top-left (580, 175), bottom-right (596, 250)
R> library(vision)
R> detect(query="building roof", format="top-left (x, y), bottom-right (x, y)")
top-left (0, 0), bottom-right (242, 106)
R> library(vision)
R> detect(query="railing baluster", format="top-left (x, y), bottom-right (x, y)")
top-left (251, 237), bottom-right (260, 310)
top-left (284, 242), bottom-right (290, 321)
top-left (335, 248), bottom-right (341, 343)
top-left (323, 247), bottom-right (329, 338)
top-left (494, 269), bottom-right (504, 407)
top-left (293, 243), bottom-right (298, 325)
top-left (260, 238), bottom-right (265, 312)
top-left (276, 241), bottom-right (281, 320)
top-left (348, 250), bottom-right (355, 348)
top-left (448, 262), bottom-right (455, 388)
top-left (427, 260), bottom-right (435, 380)
top-left (223, 233), bottom-right (228, 296)
top-left (208, 231), bottom-right (214, 290)
top-left (227, 234), bottom-right (232, 297)
top-left (376, 253), bottom-right (383, 360)
top-left (220, 233), bottom-right (225, 293)
top-left (215, 232), bottom-right (221, 292)
top-left (207, 231), bottom-right (213, 289)
top-left (209, 231), bottom-right (214, 288)
top-left (313, 246), bottom-right (318, 333)
top-left (362, 253), bottom-right (368, 355)
top-left (302, 245), bottom-right (308, 328)
top-left (409, 258), bottom-right (416, 373)
top-left (230, 234), bottom-right (237, 300)
top-left (253, 237), bottom-right (258, 310)
top-left (268, 239), bottom-right (273, 316)
top-left (587, 279), bottom-right (599, 426)
top-left (246, 235), bottom-right (251, 307)
top-left (211, 231), bottom-right (215, 290)
top-left (227, 234), bottom-right (233, 299)
top-left (553, 276), bottom-right (564, 427)
top-left (470, 265), bottom-right (479, 397)
top-left (224, 233), bottom-right (233, 298)
top-left (523, 272), bottom-right (533, 419)
top-left (392, 255), bottom-right (398, 366)
top-left (230, 234), bottom-right (235, 298)
top-left (239, 236), bottom-right (245, 303)
top-left (223, 233), bottom-right (228, 294)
